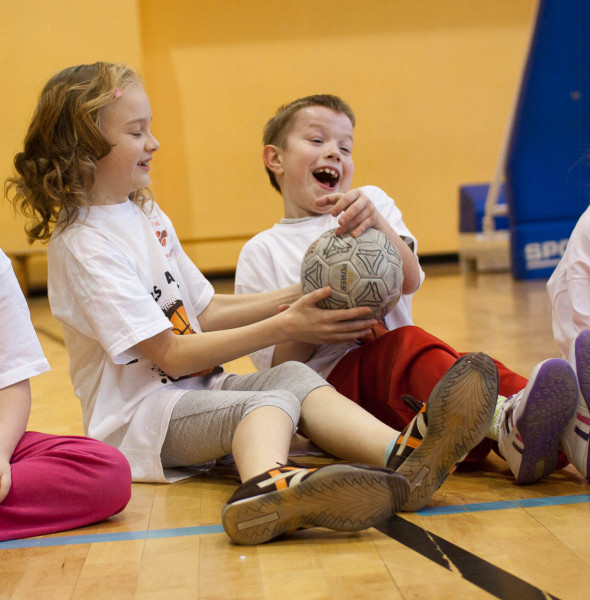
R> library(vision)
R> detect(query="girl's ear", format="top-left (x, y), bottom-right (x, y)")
top-left (263, 144), bottom-right (284, 176)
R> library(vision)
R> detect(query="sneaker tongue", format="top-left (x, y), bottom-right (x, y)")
top-left (401, 394), bottom-right (424, 413)
top-left (416, 411), bottom-right (428, 435)
top-left (387, 409), bottom-right (427, 471)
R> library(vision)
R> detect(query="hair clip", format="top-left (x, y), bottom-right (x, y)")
top-left (114, 88), bottom-right (122, 99)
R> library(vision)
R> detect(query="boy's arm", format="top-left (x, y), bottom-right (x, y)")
top-left (0, 380), bottom-right (31, 503)
top-left (315, 188), bottom-right (421, 293)
top-left (135, 288), bottom-right (376, 379)
top-left (272, 340), bottom-right (317, 366)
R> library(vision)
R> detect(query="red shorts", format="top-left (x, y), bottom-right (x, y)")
top-left (327, 325), bottom-right (528, 461)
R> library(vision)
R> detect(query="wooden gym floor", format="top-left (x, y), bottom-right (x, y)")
top-left (2, 264), bottom-right (589, 600)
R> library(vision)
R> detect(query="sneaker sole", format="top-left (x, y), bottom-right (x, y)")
top-left (221, 464), bottom-right (410, 545)
top-left (565, 331), bottom-right (590, 477)
top-left (396, 352), bottom-right (498, 511)
top-left (511, 359), bottom-right (577, 483)
top-left (575, 331), bottom-right (590, 407)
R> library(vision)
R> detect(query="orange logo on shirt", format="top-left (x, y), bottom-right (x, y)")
top-left (166, 300), bottom-right (217, 377)
top-left (170, 303), bottom-right (194, 336)
top-left (156, 229), bottom-right (168, 248)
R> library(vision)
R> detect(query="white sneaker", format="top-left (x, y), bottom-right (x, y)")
top-left (560, 330), bottom-right (590, 478)
top-left (498, 358), bottom-right (577, 483)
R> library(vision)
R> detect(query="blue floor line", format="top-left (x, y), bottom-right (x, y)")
top-left (417, 492), bottom-right (590, 516)
top-left (2, 493), bottom-right (589, 550)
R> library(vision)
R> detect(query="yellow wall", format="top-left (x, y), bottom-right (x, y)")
top-left (0, 0), bottom-right (143, 284)
top-left (141, 0), bottom-right (537, 270)
top-left (1, 0), bottom-right (538, 281)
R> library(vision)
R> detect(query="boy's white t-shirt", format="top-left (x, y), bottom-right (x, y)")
top-left (48, 200), bottom-right (228, 482)
top-left (547, 204), bottom-right (590, 358)
top-left (235, 185), bottom-right (424, 377)
top-left (0, 249), bottom-right (50, 389)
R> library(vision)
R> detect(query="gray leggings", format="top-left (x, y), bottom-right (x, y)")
top-left (160, 361), bottom-right (328, 469)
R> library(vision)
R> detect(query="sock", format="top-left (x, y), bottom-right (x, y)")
top-left (487, 395), bottom-right (508, 441)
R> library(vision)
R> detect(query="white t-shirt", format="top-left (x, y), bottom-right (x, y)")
top-left (235, 185), bottom-right (424, 377)
top-left (48, 200), bottom-right (228, 482)
top-left (547, 204), bottom-right (590, 358)
top-left (0, 250), bottom-right (50, 389)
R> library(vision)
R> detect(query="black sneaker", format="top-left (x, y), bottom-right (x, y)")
top-left (221, 462), bottom-right (410, 545)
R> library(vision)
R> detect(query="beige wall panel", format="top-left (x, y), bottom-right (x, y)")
top-left (1, 1), bottom-right (539, 278)
top-left (0, 0), bottom-right (143, 285)
top-left (142, 0), bottom-right (537, 271)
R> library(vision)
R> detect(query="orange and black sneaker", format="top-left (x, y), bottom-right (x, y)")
top-left (388, 352), bottom-right (498, 511)
top-left (221, 462), bottom-right (410, 545)
top-left (387, 396), bottom-right (428, 470)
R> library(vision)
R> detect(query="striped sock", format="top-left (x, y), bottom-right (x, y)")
top-left (487, 395), bottom-right (508, 441)
top-left (384, 437), bottom-right (398, 465)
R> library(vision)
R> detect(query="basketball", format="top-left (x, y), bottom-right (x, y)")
top-left (301, 228), bottom-right (403, 319)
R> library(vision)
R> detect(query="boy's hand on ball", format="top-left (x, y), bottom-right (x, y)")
top-left (315, 189), bottom-right (381, 238)
top-left (283, 287), bottom-right (377, 344)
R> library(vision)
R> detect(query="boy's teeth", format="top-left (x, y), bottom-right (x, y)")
top-left (314, 167), bottom-right (339, 185)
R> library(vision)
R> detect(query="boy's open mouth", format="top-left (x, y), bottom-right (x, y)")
top-left (313, 167), bottom-right (340, 188)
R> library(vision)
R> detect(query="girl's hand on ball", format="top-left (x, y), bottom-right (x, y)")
top-left (282, 287), bottom-right (377, 344)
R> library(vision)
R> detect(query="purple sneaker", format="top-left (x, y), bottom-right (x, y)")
top-left (561, 330), bottom-right (590, 478)
top-left (498, 358), bottom-right (577, 483)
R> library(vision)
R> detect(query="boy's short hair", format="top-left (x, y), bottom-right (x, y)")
top-left (263, 94), bottom-right (355, 193)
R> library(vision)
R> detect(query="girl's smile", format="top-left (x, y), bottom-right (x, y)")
top-left (91, 83), bottom-right (160, 205)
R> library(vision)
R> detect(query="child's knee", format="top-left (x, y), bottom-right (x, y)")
top-left (274, 392), bottom-right (302, 430)
top-left (273, 361), bottom-right (329, 399)
top-left (78, 440), bottom-right (132, 514)
top-left (246, 390), bottom-right (302, 432)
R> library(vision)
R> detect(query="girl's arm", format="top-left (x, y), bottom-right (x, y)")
top-left (0, 380), bottom-right (31, 503)
top-left (197, 284), bottom-right (301, 331)
top-left (135, 287), bottom-right (376, 379)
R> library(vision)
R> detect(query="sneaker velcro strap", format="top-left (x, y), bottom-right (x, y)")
top-left (257, 467), bottom-right (315, 492)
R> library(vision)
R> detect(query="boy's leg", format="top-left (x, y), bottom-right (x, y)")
top-left (493, 357), bottom-right (528, 397)
top-left (0, 432), bottom-right (131, 542)
top-left (327, 325), bottom-right (528, 461)
top-left (327, 325), bottom-right (460, 431)
top-left (387, 353), bottom-right (498, 510)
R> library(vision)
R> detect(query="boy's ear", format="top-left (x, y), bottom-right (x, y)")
top-left (263, 144), bottom-right (284, 176)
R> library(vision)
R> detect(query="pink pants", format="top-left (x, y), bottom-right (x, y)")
top-left (0, 431), bottom-right (132, 542)
top-left (327, 325), bottom-right (529, 461)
